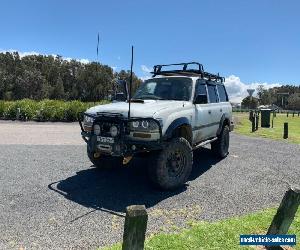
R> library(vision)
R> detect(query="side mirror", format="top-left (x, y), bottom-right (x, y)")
top-left (116, 80), bottom-right (128, 100)
top-left (114, 92), bottom-right (127, 102)
top-left (194, 94), bottom-right (208, 104)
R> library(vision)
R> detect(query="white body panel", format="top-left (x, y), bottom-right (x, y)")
top-left (85, 76), bottom-right (232, 144)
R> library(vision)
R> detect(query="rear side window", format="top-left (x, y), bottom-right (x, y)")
top-left (207, 84), bottom-right (219, 103)
top-left (195, 82), bottom-right (207, 96)
top-left (217, 85), bottom-right (228, 102)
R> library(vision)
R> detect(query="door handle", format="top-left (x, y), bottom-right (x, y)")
top-left (208, 110), bottom-right (211, 114)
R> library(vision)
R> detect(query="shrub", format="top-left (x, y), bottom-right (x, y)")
top-left (64, 100), bottom-right (86, 122)
top-left (0, 99), bottom-right (109, 121)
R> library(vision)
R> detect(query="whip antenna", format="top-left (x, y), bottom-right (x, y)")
top-left (128, 46), bottom-right (134, 119)
top-left (96, 32), bottom-right (100, 62)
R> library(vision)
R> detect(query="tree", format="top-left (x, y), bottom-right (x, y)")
top-left (241, 96), bottom-right (259, 109)
top-left (287, 93), bottom-right (300, 110)
top-left (0, 51), bottom-right (142, 101)
top-left (51, 76), bottom-right (65, 99)
top-left (256, 85), bottom-right (272, 105)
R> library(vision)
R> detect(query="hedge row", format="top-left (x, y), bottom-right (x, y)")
top-left (0, 99), bottom-right (109, 122)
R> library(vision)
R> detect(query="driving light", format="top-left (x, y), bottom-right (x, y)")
top-left (110, 125), bottom-right (119, 137)
top-left (93, 124), bottom-right (101, 135)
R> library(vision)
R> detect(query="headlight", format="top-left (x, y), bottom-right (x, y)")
top-left (132, 121), bottom-right (139, 128)
top-left (141, 120), bottom-right (149, 129)
top-left (83, 115), bottom-right (94, 132)
top-left (130, 119), bottom-right (160, 132)
top-left (84, 115), bottom-right (94, 124)
top-left (110, 125), bottom-right (119, 137)
top-left (93, 124), bottom-right (101, 135)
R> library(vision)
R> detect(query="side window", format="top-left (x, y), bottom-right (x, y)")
top-left (217, 85), bottom-right (228, 102)
top-left (207, 84), bottom-right (219, 103)
top-left (195, 82), bottom-right (207, 96)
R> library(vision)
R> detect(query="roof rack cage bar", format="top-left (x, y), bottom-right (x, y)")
top-left (153, 62), bottom-right (204, 75)
top-left (152, 62), bottom-right (224, 83)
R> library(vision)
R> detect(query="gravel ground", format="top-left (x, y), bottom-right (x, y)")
top-left (0, 121), bottom-right (299, 249)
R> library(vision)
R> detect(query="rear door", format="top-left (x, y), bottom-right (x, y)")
top-left (206, 82), bottom-right (221, 136)
top-left (216, 83), bottom-right (231, 120)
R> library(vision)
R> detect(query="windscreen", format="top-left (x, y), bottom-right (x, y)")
top-left (133, 77), bottom-right (192, 101)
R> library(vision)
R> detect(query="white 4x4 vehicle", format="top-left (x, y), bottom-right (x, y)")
top-left (79, 62), bottom-right (233, 190)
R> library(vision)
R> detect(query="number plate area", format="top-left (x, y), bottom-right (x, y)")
top-left (97, 136), bottom-right (114, 144)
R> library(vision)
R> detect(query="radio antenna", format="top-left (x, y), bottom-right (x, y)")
top-left (96, 32), bottom-right (100, 62)
top-left (128, 46), bottom-right (133, 119)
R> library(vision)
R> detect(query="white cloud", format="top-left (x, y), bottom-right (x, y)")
top-left (111, 66), bottom-right (118, 71)
top-left (141, 65), bottom-right (152, 73)
top-left (140, 65), bottom-right (152, 81)
top-left (0, 49), bottom-right (89, 64)
top-left (0, 49), bottom-right (39, 57)
top-left (224, 75), bottom-right (281, 103)
top-left (140, 76), bottom-right (151, 81)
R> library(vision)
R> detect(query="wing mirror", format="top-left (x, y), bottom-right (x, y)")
top-left (194, 94), bottom-right (208, 104)
top-left (116, 80), bottom-right (128, 100)
top-left (111, 79), bottom-right (128, 102)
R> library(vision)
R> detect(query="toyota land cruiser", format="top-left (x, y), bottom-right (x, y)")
top-left (79, 62), bottom-right (233, 190)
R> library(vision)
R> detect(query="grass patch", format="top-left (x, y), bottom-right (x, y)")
top-left (0, 99), bottom-right (109, 122)
top-left (234, 112), bottom-right (300, 144)
top-left (101, 208), bottom-right (300, 250)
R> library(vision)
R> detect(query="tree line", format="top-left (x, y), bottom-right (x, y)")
top-left (0, 52), bottom-right (142, 102)
top-left (241, 84), bottom-right (300, 110)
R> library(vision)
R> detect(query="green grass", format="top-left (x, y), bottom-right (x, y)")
top-left (101, 208), bottom-right (300, 250)
top-left (0, 99), bottom-right (109, 122)
top-left (234, 112), bottom-right (300, 144)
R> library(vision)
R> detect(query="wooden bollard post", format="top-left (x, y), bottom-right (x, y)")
top-left (292, 112), bottom-right (295, 117)
top-left (16, 108), bottom-right (21, 120)
top-left (255, 114), bottom-right (259, 131)
top-left (267, 186), bottom-right (300, 235)
top-left (287, 112), bottom-right (289, 117)
top-left (271, 117), bottom-right (274, 128)
top-left (249, 110), bottom-right (253, 121)
top-left (283, 122), bottom-right (288, 139)
top-left (122, 205), bottom-right (148, 250)
top-left (252, 116), bottom-right (255, 132)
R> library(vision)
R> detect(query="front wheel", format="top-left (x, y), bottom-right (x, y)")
top-left (148, 137), bottom-right (193, 190)
top-left (87, 147), bottom-right (123, 169)
top-left (211, 125), bottom-right (230, 158)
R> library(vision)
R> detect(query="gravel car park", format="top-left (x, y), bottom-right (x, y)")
top-left (0, 121), bottom-right (299, 249)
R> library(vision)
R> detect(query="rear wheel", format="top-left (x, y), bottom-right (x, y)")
top-left (148, 137), bottom-right (193, 190)
top-left (211, 125), bottom-right (230, 158)
top-left (87, 147), bottom-right (123, 169)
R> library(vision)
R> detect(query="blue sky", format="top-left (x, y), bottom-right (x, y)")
top-left (0, 0), bottom-right (299, 101)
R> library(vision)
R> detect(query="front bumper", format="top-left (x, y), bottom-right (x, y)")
top-left (79, 113), bottom-right (163, 157)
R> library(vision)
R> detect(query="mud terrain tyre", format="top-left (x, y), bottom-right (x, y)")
top-left (211, 125), bottom-right (230, 158)
top-left (148, 137), bottom-right (193, 190)
top-left (87, 147), bottom-right (123, 169)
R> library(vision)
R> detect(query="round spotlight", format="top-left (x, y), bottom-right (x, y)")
top-left (141, 120), bottom-right (149, 128)
top-left (93, 124), bottom-right (101, 135)
top-left (132, 121), bottom-right (139, 128)
top-left (110, 125), bottom-right (119, 137)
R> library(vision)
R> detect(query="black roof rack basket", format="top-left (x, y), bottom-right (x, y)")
top-left (151, 62), bottom-right (225, 83)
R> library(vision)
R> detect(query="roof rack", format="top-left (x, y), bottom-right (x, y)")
top-left (151, 62), bottom-right (225, 83)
